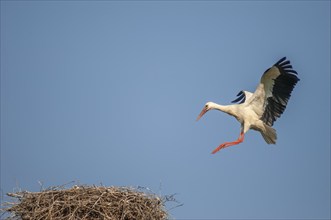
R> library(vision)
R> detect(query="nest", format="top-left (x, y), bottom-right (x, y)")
top-left (1, 185), bottom-right (169, 220)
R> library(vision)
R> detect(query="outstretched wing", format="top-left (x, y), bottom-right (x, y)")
top-left (259, 57), bottom-right (300, 126)
top-left (232, 90), bottom-right (253, 104)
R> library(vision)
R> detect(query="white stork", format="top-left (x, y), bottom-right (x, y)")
top-left (197, 57), bottom-right (300, 154)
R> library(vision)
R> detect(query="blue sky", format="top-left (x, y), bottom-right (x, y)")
top-left (1, 1), bottom-right (330, 219)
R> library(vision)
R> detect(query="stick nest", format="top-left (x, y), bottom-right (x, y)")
top-left (1, 185), bottom-right (168, 220)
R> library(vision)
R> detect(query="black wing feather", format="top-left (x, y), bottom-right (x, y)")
top-left (274, 57), bottom-right (286, 66)
top-left (231, 90), bottom-right (246, 104)
top-left (261, 57), bottom-right (300, 126)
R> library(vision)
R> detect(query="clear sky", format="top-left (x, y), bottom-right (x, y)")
top-left (1, 1), bottom-right (330, 219)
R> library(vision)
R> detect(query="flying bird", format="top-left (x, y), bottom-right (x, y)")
top-left (197, 57), bottom-right (300, 154)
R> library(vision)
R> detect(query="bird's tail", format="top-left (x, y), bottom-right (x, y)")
top-left (261, 124), bottom-right (277, 144)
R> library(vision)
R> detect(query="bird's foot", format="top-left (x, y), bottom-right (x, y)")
top-left (211, 143), bottom-right (227, 154)
top-left (211, 132), bottom-right (245, 154)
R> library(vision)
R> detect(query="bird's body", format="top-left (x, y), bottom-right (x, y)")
top-left (197, 57), bottom-right (300, 154)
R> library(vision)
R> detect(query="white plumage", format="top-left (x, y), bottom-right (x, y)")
top-left (197, 57), bottom-right (300, 154)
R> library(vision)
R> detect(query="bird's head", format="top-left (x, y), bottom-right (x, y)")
top-left (196, 102), bottom-right (215, 121)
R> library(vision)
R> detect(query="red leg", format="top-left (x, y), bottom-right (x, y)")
top-left (211, 132), bottom-right (244, 154)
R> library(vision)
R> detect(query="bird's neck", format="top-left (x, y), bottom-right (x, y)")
top-left (209, 102), bottom-right (236, 116)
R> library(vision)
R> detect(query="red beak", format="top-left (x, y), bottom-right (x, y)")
top-left (196, 107), bottom-right (208, 121)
